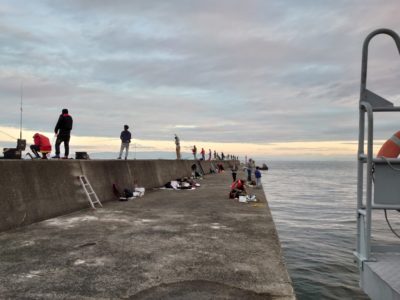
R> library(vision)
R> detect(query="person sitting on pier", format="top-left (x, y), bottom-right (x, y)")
top-left (229, 179), bottom-right (247, 199)
top-left (30, 133), bottom-right (52, 159)
top-left (191, 163), bottom-right (202, 178)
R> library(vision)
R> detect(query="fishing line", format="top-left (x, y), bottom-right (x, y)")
top-left (0, 130), bottom-right (17, 140)
top-left (384, 209), bottom-right (400, 239)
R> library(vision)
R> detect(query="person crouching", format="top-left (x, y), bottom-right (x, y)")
top-left (30, 133), bottom-right (52, 159)
top-left (229, 179), bottom-right (247, 199)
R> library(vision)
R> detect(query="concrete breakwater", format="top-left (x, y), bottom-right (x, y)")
top-left (0, 161), bottom-right (295, 299)
top-left (0, 159), bottom-right (231, 232)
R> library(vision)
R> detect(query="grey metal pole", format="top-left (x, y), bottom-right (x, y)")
top-left (365, 103), bottom-right (374, 260)
top-left (357, 28), bottom-right (400, 261)
top-left (356, 107), bottom-right (365, 256)
top-left (360, 28), bottom-right (400, 99)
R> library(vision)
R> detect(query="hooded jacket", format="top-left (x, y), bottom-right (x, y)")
top-left (33, 133), bottom-right (52, 152)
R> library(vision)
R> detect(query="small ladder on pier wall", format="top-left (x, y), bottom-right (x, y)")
top-left (78, 175), bottom-right (103, 209)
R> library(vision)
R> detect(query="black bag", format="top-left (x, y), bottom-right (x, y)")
top-left (75, 152), bottom-right (90, 159)
top-left (124, 189), bottom-right (133, 198)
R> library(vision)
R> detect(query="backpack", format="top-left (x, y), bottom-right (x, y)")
top-left (124, 189), bottom-right (134, 198)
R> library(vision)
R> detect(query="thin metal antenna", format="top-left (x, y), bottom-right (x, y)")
top-left (20, 81), bottom-right (23, 140)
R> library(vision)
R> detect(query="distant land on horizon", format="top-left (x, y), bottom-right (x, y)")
top-left (84, 151), bottom-right (355, 162)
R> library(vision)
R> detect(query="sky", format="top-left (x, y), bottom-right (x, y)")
top-left (0, 0), bottom-right (400, 160)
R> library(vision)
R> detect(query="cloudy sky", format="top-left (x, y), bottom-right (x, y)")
top-left (0, 0), bottom-right (399, 159)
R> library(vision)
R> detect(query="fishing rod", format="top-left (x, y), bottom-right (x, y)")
top-left (16, 81), bottom-right (26, 152)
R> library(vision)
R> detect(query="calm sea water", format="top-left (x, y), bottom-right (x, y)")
top-left (261, 161), bottom-right (400, 300)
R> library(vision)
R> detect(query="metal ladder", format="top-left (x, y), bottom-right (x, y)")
top-left (78, 175), bottom-right (103, 209)
top-left (355, 28), bottom-right (400, 266)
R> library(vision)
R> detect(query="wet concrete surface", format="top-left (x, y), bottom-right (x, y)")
top-left (0, 171), bottom-right (294, 299)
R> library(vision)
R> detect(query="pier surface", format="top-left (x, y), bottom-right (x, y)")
top-left (0, 171), bottom-right (294, 299)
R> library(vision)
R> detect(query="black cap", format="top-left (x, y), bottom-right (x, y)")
top-left (62, 108), bottom-right (68, 114)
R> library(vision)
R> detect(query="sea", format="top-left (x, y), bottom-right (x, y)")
top-left (261, 161), bottom-right (400, 300)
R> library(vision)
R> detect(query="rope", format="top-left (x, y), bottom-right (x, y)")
top-left (381, 156), bottom-right (400, 171)
top-left (384, 209), bottom-right (400, 239)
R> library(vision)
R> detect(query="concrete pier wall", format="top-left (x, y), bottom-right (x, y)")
top-left (0, 166), bottom-right (295, 299)
top-left (0, 159), bottom-right (233, 232)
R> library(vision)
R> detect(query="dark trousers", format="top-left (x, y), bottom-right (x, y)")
top-left (30, 145), bottom-right (48, 158)
top-left (55, 135), bottom-right (70, 157)
top-left (247, 169), bottom-right (252, 181)
top-left (232, 172), bottom-right (237, 182)
top-left (30, 145), bottom-right (40, 158)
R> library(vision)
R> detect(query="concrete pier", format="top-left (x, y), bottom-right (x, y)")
top-left (0, 161), bottom-right (294, 299)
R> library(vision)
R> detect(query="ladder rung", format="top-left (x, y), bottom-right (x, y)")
top-left (79, 175), bottom-right (102, 209)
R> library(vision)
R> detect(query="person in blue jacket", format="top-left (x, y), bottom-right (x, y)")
top-left (118, 125), bottom-right (132, 160)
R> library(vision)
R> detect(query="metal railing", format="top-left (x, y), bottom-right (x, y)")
top-left (355, 28), bottom-right (400, 266)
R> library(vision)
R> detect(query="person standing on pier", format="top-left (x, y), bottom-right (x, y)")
top-left (118, 125), bottom-right (131, 160)
top-left (174, 134), bottom-right (181, 159)
top-left (208, 149), bottom-right (212, 161)
top-left (200, 147), bottom-right (205, 160)
top-left (246, 158), bottom-right (253, 182)
top-left (53, 108), bottom-right (73, 159)
top-left (192, 145), bottom-right (197, 159)
top-left (255, 166), bottom-right (262, 188)
top-left (231, 163), bottom-right (238, 182)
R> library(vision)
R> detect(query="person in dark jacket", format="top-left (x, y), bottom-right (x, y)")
top-left (53, 108), bottom-right (73, 159)
top-left (118, 124), bottom-right (131, 160)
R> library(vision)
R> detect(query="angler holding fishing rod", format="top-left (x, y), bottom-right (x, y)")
top-left (53, 108), bottom-right (73, 159)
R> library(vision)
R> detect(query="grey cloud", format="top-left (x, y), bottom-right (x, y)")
top-left (0, 0), bottom-right (400, 148)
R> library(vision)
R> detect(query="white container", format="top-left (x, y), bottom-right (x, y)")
top-left (238, 196), bottom-right (247, 203)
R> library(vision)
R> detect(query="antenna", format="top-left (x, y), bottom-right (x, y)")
top-left (20, 81), bottom-right (23, 140)
top-left (16, 81), bottom-right (26, 152)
